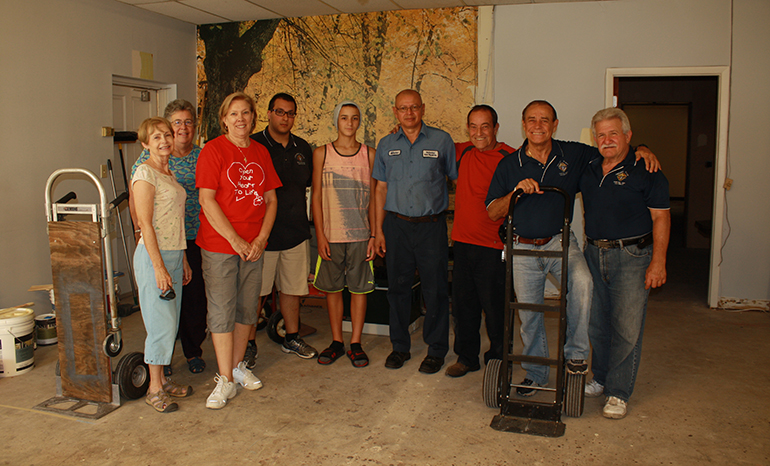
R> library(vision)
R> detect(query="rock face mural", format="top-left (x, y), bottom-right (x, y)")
top-left (197, 8), bottom-right (478, 147)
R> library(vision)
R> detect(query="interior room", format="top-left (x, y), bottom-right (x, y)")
top-left (1, 0), bottom-right (768, 464)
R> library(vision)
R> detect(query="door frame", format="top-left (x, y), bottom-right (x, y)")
top-left (605, 66), bottom-right (729, 308)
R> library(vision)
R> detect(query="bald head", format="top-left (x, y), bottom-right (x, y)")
top-left (393, 89), bottom-right (425, 131)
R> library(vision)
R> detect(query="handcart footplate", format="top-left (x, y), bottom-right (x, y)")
top-left (490, 414), bottom-right (565, 438)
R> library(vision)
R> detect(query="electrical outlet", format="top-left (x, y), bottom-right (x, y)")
top-left (724, 178), bottom-right (733, 190)
top-left (100, 164), bottom-right (108, 178)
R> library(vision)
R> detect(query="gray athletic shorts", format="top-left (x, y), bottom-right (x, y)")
top-left (313, 241), bottom-right (375, 294)
top-left (201, 249), bottom-right (263, 333)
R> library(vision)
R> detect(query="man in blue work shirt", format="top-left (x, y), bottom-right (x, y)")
top-left (486, 100), bottom-right (658, 397)
top-left (580, 108), bottom-right (670, 419)
top-left (373, 89), bottom-right (457, 374)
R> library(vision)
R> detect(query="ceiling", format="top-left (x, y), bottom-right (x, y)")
top-left (113, 0), bottom-right (607, 25)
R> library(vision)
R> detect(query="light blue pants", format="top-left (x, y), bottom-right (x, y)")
top-left (134, 244), bottom-right (183, 366)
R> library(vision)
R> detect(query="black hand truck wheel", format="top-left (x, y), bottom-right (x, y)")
top-left (483, 359), bottom-right (503, 408)
top-left (257, 299), bottom-right (272, 331)
top-left (267, 309), bottom-right (286, 344)
top-left (563, 362), bottom-right (587, 417)
top-left (113, 352), bottom-right (150, 400)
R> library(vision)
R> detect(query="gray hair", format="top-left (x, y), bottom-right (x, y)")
top-left (591, 107), bottom-right (631, 139)
top-left (163, 99), bottom-right (196, 123)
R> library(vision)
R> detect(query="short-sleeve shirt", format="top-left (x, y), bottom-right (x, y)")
top-left (580, 149), bottom-right (670, 240)
top-left (372, 123), bottom-right (457, 216)
top-left (195, 135), bottom-right (282, 255)
top-left (320, 142), bottom-right (372, 243)
top-left (131, 164), bottom-right (187, 251)
top-left (486, 139), bottom-right (597, 239)
top-left (132, 145), bottom-right (202, 240)
top-left (452, 141), bottom-right (514, 250)
top-left (250, 128), bottom-right (313, 251)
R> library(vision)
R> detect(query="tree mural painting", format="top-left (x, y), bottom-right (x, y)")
top-left (197, 7), bottom-right (477, 147)
top-left (198, 19), bottom-right (281, 141)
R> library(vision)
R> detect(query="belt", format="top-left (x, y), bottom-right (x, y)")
top-left (512, 234), bottom-right (553, 246)
top-left (587, 232), bottom-right (653, 249)
top-left (391, 212), bottom-right (443, 223)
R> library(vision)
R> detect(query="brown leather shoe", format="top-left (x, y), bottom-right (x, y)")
top-left (445, 361), bottom-right (480, 378)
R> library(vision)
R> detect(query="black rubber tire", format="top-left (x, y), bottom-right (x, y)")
top-left (483, 359), bottom-right (503, 408)
top-left (266, 309), bottom-right (286, 344)
top-left (114, 352), bottom-right (150, 400)
top-left (564, 371), bottom-right (586, 417)
top-left (103, 333), bottom-right (123, 358)
top-left (256, 300), bottom-right (272, 331)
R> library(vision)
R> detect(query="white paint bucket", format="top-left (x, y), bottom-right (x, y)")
top-left (0, 308), bottom-right (35, 377)
top-left (35, 313), bottom-right (57, 346)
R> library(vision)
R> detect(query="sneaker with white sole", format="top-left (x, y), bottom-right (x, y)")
top-left (232, 361), bottom-right (263, 390)
top-left (243, 340), bottom-right (258, 370)
top-left (206, 374), bottom-right (237, 410)
top-left (603, 396), bottom-right (627, 419)
top-left (516, 378), bottom-right (543, 397)
top-left (282, 337), bottom-right (318, 359)
top-left (585, 379), bottom-right (604, 397)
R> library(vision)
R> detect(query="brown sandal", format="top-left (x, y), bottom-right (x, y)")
top-left (162, 378), bottom-right (193, 397)
top-left (146, 390), bottom-right (179, 413)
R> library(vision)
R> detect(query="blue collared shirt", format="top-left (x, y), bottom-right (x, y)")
top-left (486, 139), bottom-right (596, 238)
top-left (580, 149), bottom-right (670, 240)
top-left (373, 123), bottom-right (457, 217)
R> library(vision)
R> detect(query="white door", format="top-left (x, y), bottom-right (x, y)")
top-left (111, 84), bottom-right (158, 300)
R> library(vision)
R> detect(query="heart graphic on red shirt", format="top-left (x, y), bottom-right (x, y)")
top-left (227, 162), bottom-right (266, 205)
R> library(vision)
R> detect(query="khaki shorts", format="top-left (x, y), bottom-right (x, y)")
top-left (260, 240), bottom-right (310, 296)
top-left (201, 250), bottom-right (263, 333)
top-left (313, 241), bottom-right (375, 294)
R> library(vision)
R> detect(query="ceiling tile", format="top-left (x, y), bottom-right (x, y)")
top-left (248, 0), bottom-right (341, 18)
top-left (138, 1), bottom-right (229, 23)
top-left (181, 0), bottom-right (276, 21)
top-left (322, 0), bottom-right (400, 14)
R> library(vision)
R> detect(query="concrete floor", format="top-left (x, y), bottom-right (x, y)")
top-left (2, 208), bottom-right (769, 465)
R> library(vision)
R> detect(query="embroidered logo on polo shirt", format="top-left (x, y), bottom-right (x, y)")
top-left (423, 150), bottom-right (438, 158)
top-left (295, 153), bottom-right (306, 165)
top-left (558, 160), bottom-right (568, 175)
top-left (388, 150), bottom-right (401, 156)
top-left (614, 171), bottom-right (628, 185)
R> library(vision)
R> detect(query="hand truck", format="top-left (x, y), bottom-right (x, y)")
top-left (35, 168), bottom-right (150, 420)
top-left (482, 186), bottom-right (585, 437)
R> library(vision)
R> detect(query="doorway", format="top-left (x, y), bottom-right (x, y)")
top-left (605, 67), bottom-right (730, 308)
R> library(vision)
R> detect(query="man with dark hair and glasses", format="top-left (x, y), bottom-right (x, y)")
top-left (247, 92), bottom-right (318, 362)
top-left (372, 89), bottom-right (457, 374)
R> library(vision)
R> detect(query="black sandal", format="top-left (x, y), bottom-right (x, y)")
top-left (347, 348), bottom-right (369, 368)
top-left (318, 346), bottom-right (344, 365)
top-left (187, 357), bottom-right (206, 374)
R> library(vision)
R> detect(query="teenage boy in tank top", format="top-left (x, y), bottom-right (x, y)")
top-left (311, 100), bottom-right (376, 367)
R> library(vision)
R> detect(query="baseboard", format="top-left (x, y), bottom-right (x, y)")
top-left (717, 297), bottom-right (770, 311)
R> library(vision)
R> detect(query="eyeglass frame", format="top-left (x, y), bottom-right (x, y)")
top-left (270, 108), bottom-right (297, 118)
top-left (171, 119), bottom-right (195, 127)
top-left (395, 104), bottom-right (423, 114)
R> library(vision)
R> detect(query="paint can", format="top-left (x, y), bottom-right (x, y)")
top-left (0, 308), bottom-right (35, 377)
top-left (35, 313), bottom-right (57, 346)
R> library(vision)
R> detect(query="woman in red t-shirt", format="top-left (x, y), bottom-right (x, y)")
top-left (196, 92), bottom-right (281, 409)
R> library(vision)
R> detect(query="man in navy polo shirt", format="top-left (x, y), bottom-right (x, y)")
top-left (580, 108), bottom-right (670, 419)
top-left (485, 100), bottom-right (658, 397)
top-left (373, 89), bottom-right (457, 374)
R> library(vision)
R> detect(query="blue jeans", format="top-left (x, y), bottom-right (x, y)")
top-left (512, 231), bottom-right (592, 386)
top-left (134, 244), bottom-right (184, 366)
top-left (383, 212), bottom-right (449, 358)
top-left (585, 241), bottom-right (651, 402)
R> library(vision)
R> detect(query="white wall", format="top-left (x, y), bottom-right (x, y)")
top-left (719, 0), bottom-right (770, 301)
top-left (493, 0), bottom-right (770, 303)
top-left (0, 0), bottom-right (196, 309)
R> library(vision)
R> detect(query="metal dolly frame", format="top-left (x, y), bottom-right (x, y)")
top-left (35, 168), bottom-right (150, 420)
top-left (482, 187), bottom-right (585, 437)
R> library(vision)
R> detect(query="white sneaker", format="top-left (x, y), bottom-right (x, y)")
top-left (585, 379), bottom-right (604, 397)
top-left (603, 396), bottom-right (627, 419)
top-left (233, 361), bottom-right (263, 390)
top-left (206, 374), bottom-right (237, 409)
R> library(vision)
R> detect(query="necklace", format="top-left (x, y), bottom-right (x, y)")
top-left (228, 134), bottom-right (250, 162)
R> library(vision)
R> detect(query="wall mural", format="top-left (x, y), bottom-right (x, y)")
top-left (196, 7), bottom-right (478, 148)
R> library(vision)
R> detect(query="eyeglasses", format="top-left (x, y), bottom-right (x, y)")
top-left (396, 105), bottom-right (422, 114)
top-left (159, 289), bottom-right (176, 301)
top-left (271, 108), bottom-right (297, 118)
top-left (172, 119), bottom-right (195, 127)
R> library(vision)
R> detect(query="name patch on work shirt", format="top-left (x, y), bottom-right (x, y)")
top-left (388, 150), bottom-right (401, 156)
top-left (422, 150), bottom-right (438, 158)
